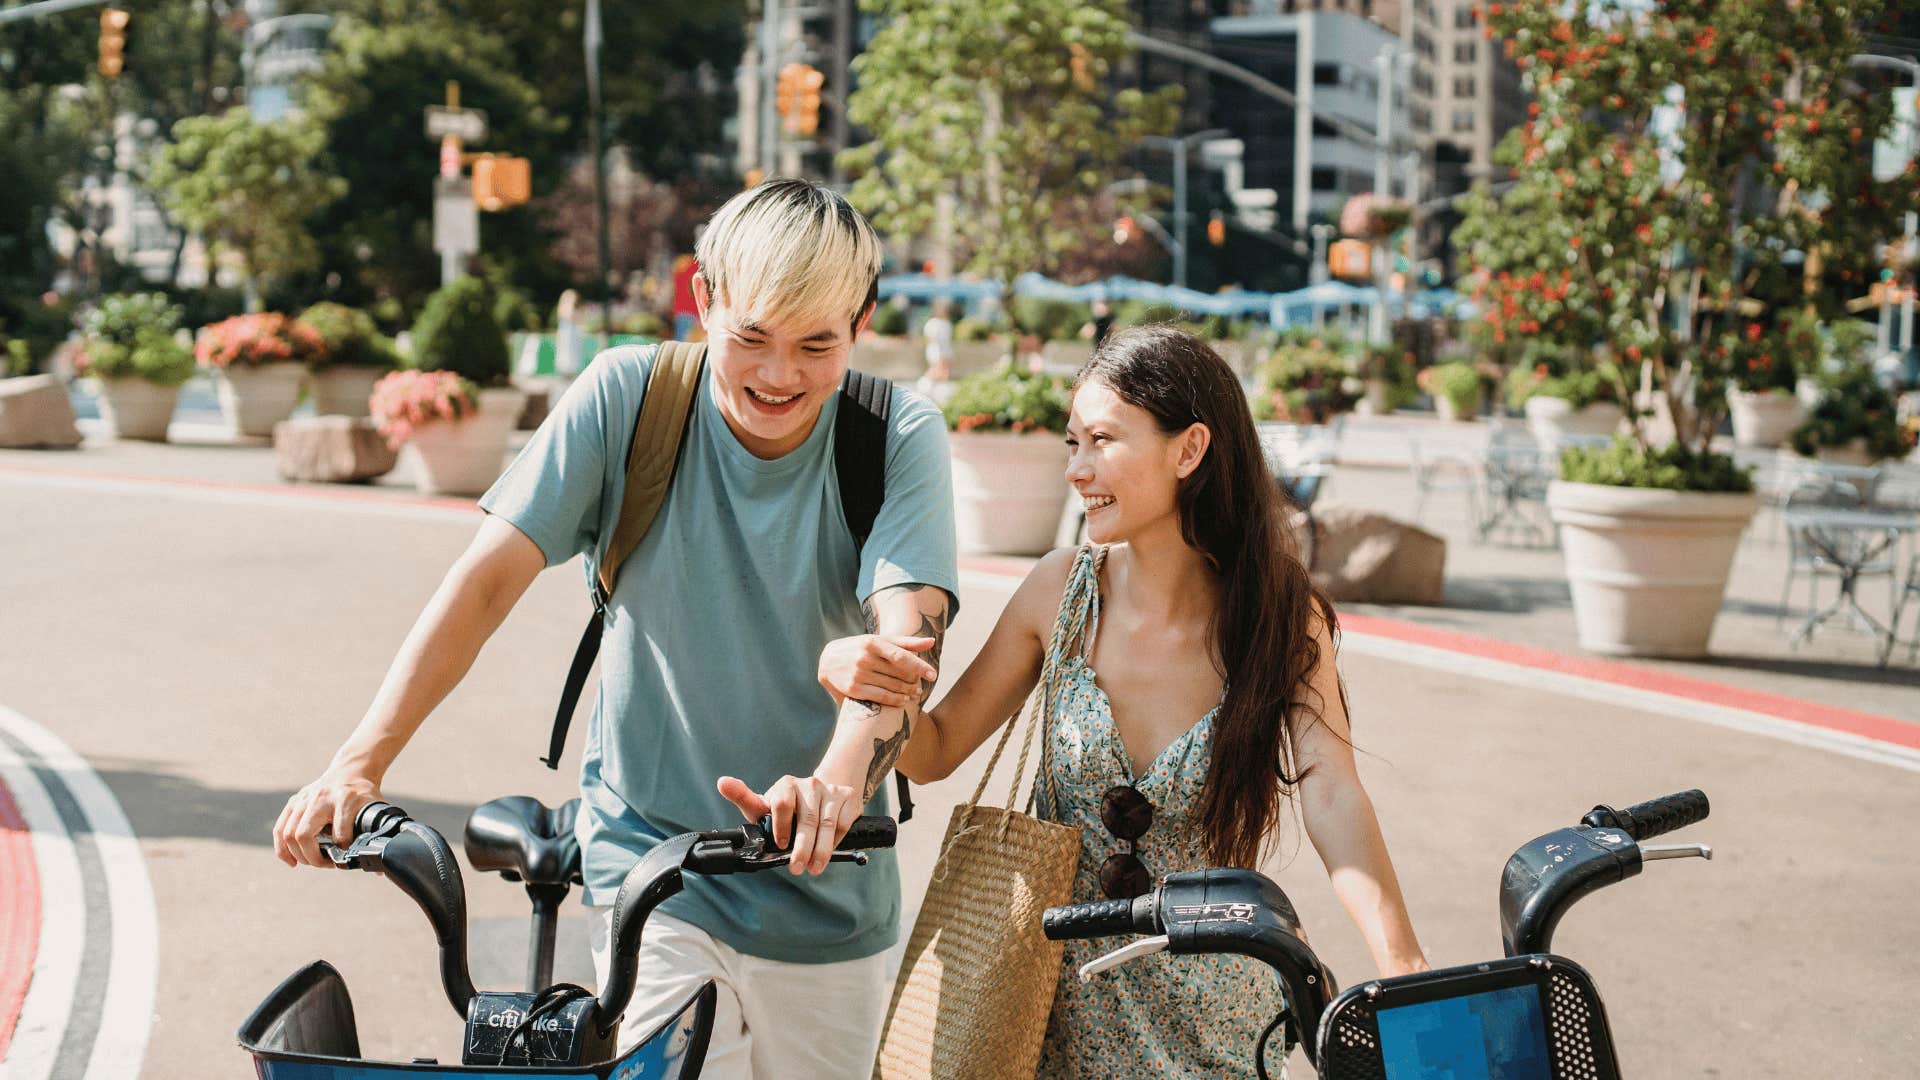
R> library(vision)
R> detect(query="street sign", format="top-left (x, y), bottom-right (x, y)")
top-left (433, 176), bottom-right (479, 256)
top-left (425, 106), bottom-right (488, 144)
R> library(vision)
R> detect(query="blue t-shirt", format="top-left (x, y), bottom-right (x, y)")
top-left (478, 345), bottom-right (959, 963)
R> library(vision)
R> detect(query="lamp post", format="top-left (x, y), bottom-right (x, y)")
top-left (1141, 128), bottom-right (1228, 291)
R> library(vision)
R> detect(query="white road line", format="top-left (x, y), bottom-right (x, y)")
top-left (961, 569), bottom-right (1920, 774)
top-left (0, 740), bottom-right (84, 1080)
top-left (0, 706), bottom-right (158, 1080)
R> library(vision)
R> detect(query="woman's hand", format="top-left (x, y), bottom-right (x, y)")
top-left (717, 774), bottom-right (860, 876)
top-left (816, 633), bottom-right (937, 709)
top-left (273, 765), bottom-right (382, 869)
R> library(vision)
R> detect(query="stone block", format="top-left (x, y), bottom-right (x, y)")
top-left (0, 374), bottom-right (83, 449)
top-left (273, 416), bottom-right (398, 484)
top-left (1308, 501), bottom-right (1447, 606)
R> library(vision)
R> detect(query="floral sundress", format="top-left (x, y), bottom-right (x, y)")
top-left (1033, 547), bottom-right (1287, 1079)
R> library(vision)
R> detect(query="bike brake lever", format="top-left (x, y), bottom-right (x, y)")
top-left (1079, 935), bottom-right (1170, 982)
top-left (319, 816), bottom-right (408, 871)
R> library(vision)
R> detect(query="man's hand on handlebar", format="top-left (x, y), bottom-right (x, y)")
top-left (716, 774), bottom-right (859, 876)
top-left (274, 766), bottom-right (381, 869)
top-left (816, 633), bottom-right (937, 709)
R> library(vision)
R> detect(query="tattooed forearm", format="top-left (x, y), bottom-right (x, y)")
top-left (848, 583), bottom-right (953, 802)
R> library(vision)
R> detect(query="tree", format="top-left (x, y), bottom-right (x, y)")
top-left (1454, 0), bottom-right (1920, 459)
top-left (838, 0), bottom-right (1179, 330)
top-left (149, 107), bottom-right (346, 309)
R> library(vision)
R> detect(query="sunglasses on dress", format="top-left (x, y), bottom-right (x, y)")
top-left (1098, 784), bottom-right (1155, 899)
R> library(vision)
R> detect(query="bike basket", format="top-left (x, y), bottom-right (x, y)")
top-left (1314, 954), bottom-right (1620, 1080)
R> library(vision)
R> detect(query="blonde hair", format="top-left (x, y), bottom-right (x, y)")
top-left (695, 178), bottom-right (883, 333)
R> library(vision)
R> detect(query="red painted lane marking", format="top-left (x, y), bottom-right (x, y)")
top-left (1335, 612), bottom-right (1920, 750)
top-left (0, 461), bottom-right (480, 514)
top-left (0, 774), bottom-right (40, 1062)
top-left (959, 556), bottom-right (1918, 749)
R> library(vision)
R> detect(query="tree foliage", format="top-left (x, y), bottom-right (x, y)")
top-left (839, 0), bottom-right (1180, 306)
top-left (149, 107), bottom-right (345, 305)
top-left (1454, 0), bottom-right (1920, 460)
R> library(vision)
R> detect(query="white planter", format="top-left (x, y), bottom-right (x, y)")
top-left (1728, 389), bottom-right (1805, 449)
top-left (1812, 439), bottom-right (1876, 468)
top-left (1547, 481), bottom-right (1760, 658)
top-left (87, 376), bottom-right (179, 441)
top-left (1042, 340), bottom-right (1095, 371)
top-left (1358, 378), bottom-right (1390, 416)
top-left (1524, 397), bottom-right (1623, 445)
top-left (949, 430), bottom-right (1071, 556)
top-left (951, 340), bottom-right (1010, 377)
top-left (311, 365), bottom-right (389, 418)
top-left (402, 386), bottom-right (526, 497)
top-left (213, 362), bottom-right (308, 437)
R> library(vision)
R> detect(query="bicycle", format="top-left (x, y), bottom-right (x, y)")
top-left (1042, 789), bottom-right (1713, 1079)
top-left (238, 795), bottom-right (896, 1077)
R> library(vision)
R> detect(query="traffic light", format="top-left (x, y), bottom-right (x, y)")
top-left (472, 155), bottom-right (531, 211)
top-left (775, 63), bottom-right (824, 135)
top-left (796, 65), bottom-right (824, 136)
top-left (98, 8), bottom-right (129, 79)
top-left (1207, 212), bottom-right (1226, 247)
top-left (1114, 216), bottom-right (1135, 244)
top-left (1329, 239), bottom-right (1371, 280)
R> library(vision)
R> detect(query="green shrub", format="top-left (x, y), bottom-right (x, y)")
top-left (299, 302), bottom-right (400, 370)
top-left (1010, 296), bottom-right (1091, 341)
top-left (74, 294), bottom-right (196, 387)
top-left (1504, 362), bottom-right (1622, 412)
top-left (1419, 361), bottom-right (1482, 413)
top-left (4, 340), bottom-right (30, 378)
top-left (954, 316), bottom-right (1000, 343)
top-left (1560, 437), bottom-right (1754, 493)
top-left (409, 277), bottom-right (510, 386)
top-left (1250, 331), bottom-right (1360, 422)
top-left (85, 293), bottom-right (183, 350)
top-left (1109, 300), bottom-right (1180, 328)
top-left (868, 302), bottom-right (909, 337)
top-left (1789, 365), bottom-right (1914, 461)
top-left (942, 363), bottom-right (1071, 434)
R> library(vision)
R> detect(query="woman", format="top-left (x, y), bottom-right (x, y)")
top-left (896, 325), bottom-right (1428, 1076)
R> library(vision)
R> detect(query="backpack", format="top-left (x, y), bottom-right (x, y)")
top-left (542, 341), bottom-right (913, 820)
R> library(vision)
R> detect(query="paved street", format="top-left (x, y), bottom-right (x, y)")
top-left (1, 437), bottom-right (1918, 1077)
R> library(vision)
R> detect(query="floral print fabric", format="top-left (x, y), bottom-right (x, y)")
top-left (1033, 556), bottom-right (1286, 1078)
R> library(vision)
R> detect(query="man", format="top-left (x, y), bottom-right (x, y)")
top-left (272, 179), bottom-right (958, 1077)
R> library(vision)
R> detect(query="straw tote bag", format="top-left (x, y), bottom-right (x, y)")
top-left (872, 547), bottom-right (1108, 1080)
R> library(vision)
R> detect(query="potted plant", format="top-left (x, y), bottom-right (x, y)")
top-left (1724, 309), bottom-right (1815, 448)
top-left (390, 277), bottom-right (524, 496)
top-left (1357, 346), bottom-right (1415, 416)
top-left (74, 293), bottom-right (196, 441)
top-left (943, 363), bottom-right (1072, 555)
top-left (1504, 357), bottom-right (1625, 444)
top-left (299, 302), bottom-right (400, 418)
top-left (1788, 364), bottom-right (1916, 467)
top-left (1251, 329), bottom-right (1362, 424)
top-left (1418, 362), bottom-right (1481, 423)
top-left (1455, 1), bottom-right (1917, 656)
top-left (195, 312), bottom-right (326, 437)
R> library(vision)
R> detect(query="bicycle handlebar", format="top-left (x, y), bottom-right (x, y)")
top-left (1580, 789), bottom-right (1709, 842)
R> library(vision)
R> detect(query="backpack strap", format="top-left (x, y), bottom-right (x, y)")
top-left (835, 369), bottom-right (891, 551)
top-left (833, 369), bottom-right (915, 821)
top-left (543, 342), bottom-right (705, 769)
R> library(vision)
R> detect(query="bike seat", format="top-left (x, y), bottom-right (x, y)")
top-left (463, 796), bottom-right (581, 886)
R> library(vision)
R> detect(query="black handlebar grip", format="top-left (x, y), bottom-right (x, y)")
top-left (1583, 789), bottom-right (1709, 841)
top-left (837, 815), bottom-right (897, 851)
top-left (1042, 897), bottom-right (1150, 941)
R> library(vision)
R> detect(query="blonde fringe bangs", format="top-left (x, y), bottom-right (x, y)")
top-left (696, 180), bottom-right (882, 332)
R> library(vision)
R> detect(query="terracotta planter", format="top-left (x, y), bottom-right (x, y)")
top-left (311, 365), bottom-right (389, 418)
top-left (1547, 481), bottom-right (1759, 658)
top-left (213, 362), bottom-right (308, 437)
top-left (401, 386), bottom-right (526, 497)
top-left (1524, 397), bottom-right (1623, 445)
top-left (949, 430), bottom-right (1070, 555)
top-left (87, 376), bottom-right (179, 441)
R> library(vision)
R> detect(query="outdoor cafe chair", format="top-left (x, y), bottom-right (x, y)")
top-left (1407, 436), bottom-right (1483, 532)
top-left (1778, 481), bottom-right (1900, 628)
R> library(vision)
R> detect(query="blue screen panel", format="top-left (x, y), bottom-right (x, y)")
top-left (1375, 983), bottom-right (1553, 1080)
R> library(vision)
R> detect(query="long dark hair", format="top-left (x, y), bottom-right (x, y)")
top-left (1076, 324), bottom-right (1344, 868)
